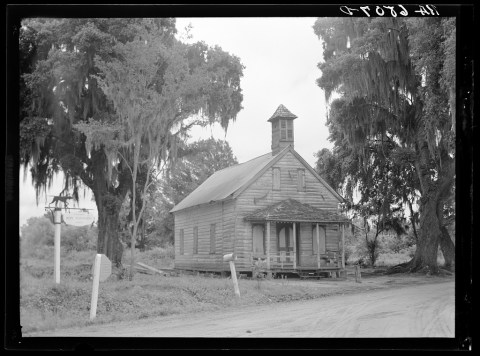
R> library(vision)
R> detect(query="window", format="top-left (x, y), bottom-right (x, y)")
top-left (280, 120), bottom-right (287, 140)
top-left (210, 224), bottom-right (216, 254)
top-left (297, 169), bottom-right (306, 191)
top-left (278, 227), bottom-right (287, 249)
top-left (193, 226), bottom-right (198, 254)
top-left (287, 120), bottom-right (293, 140)
top-left (179, 229), bottom-right (184, 255)
top-left (312, 225), bottom-right (326, 255)
top-left (252, 225), bottom-right (265, 255)
top-left (273, 167), bottom-right (280, 190)
top-left (280, 119), bottom-right (293, 140)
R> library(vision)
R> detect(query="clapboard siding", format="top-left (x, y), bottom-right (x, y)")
top-left (326, 225), bottom-right (341, 251)
top-left (172, 149), bottom-right (345, 273)
top-left (174, 200), bottom-right (235, 271)
top-left (235, 152), bottom-right (339, 211)
top-left (232, 151), bottom-right (341, 270)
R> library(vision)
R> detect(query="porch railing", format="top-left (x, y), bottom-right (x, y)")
top-left (251, 253), bottom-right (294, 270)
top-left (251, 251), bottom-right (341, 270)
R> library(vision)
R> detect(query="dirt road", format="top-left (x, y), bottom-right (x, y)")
top-left (28, 281), bottom-right (454, 338)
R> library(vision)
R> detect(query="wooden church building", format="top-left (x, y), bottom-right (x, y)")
top-left (171, 105), bottom-right (350, 277)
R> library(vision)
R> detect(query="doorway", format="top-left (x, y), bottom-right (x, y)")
top-left (277, 223), bottom-right (299, 263)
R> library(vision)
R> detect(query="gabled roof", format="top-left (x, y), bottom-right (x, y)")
top-left (267, 104), bottom-right (297, 122)
top-left (170, 146), bottom-right (288, 212)
top-left (170, 145), bottom-right (344, 213)
top-left (244, 198), bottom-right (350, 223)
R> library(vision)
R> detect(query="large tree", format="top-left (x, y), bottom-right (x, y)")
top-left (19, 18), bottom-right (244, 273)
top-left (314, 17), bottom-right (455, 273)
top-left (315, 134), bottom-right (414, 267)
top-left (147, 138), bottom-right (238, 246)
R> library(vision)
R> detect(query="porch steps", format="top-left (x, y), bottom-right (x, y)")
top-left (297, 271), bottom-right (327, 279)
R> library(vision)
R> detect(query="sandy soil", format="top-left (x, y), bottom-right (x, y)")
top-left (27, 279), bottom-right (454, 338)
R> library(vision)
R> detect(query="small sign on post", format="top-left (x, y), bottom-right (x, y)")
top-left (90, 254), bottom-right (112, 320)
top-left (63, 210), bottom-right (95, 227)
top-left (223, 253), bottom-right (240, 298)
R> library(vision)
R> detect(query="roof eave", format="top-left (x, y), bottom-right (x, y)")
top-left (170, 195), bottom-right (235, 214)
top-left (244, 217), bottom-right (350, 223)
top-left (267, 116), bottom-right (297, 122)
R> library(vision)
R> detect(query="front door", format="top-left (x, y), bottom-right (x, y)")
top-left (277, 223), bottom-right (299, 263)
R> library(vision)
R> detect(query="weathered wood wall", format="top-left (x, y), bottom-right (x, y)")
top-left (173, 150), bottom-right (343, 273)
top-left (233, 151), bottom-right (341, 271)
top-left (174, 200), bottom-right (235, 271)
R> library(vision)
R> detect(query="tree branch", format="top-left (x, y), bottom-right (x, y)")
top-left (117, 149), bottom-right (133, 176)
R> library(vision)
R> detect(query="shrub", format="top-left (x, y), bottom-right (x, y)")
top-left (61, 225), bottom-right (97, 252)
top-left (343, 245), bottom-right (354, 265)
top-left (131, 244), bottom-right (175, 269)
top-left (20, 216), bottom-right (97, 256)
top-left (20, 216), bottom-right (55, 255)
top-left (382, 232), bottom-right (416, 254)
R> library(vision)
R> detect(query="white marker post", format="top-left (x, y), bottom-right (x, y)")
top-left (53, 208), bottom-right (62, 284)
top-left (223, 253), bottom-right (240, 298)
top-left (90, 254), bottom-right (112, 320)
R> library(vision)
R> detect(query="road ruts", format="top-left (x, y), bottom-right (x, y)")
top-left (26, 281), bottom-right (454, 338)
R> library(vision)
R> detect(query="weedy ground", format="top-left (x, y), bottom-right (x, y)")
top-left (20, 245), bottom-right (452, 335)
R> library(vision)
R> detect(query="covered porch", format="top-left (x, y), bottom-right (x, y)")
top-left (244, 199), bottom-right (350, 277)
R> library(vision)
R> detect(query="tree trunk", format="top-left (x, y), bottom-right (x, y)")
top-left (407, 199), bottom-right (419, 243)
top-left (97, 204), bottom-right (123, 268)
top-left (439, 226), bottom-right (455, 270)
top-left (394, 126), bottom-right (456, 274)
top-left (95, 189), bottom-right (126, 271)
top-left (388, 180), bottom-right (454, 275)
top-left (436, 166), bottom-right (455, 270)
top-left (91, 152), bottom-right (130, 276)
top-left (407, 194), bottom-right (441, 273)
top-left (373, 233), bottom-right (381, 267)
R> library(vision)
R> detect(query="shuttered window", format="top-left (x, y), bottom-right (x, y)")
top-left (287, 120), bottom-right (293, 140)
top-left (193, 226), bottom-right (198, 254)
top-left (273, 167), bottom-right (280, 190)
top-left (179, 229), bottom-right (184, 255)
top-left (297, 169), bottom-right (306, 191)
top-left (280, 120), bottom-right (287, 139)
top-left (280, 120), bottom-right (293, 140)
top-left (210, 224), bottom-right (216, 254)
top-left (252, 224), bottom-right (265, 255)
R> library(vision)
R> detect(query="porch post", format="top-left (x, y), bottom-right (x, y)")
top-left (266, 221), bottom-right (271, 270)
top-left (293, 222), bottom-right (297, 270)
top-left (341, 223), bottom-right (345, 269)
top-left (316, 223), bottom-right (320, 269)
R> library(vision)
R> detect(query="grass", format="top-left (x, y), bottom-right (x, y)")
top-left (375, 252), bottom-right (412, 267)
top-left (20, 246), bottom-right (453, 335)
top-left (374, 249), bottom-right (445, 268)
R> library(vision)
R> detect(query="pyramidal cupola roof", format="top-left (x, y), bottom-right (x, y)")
top-left (267, 104), bottom-right (297, 122)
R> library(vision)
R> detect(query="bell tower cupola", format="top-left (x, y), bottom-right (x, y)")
top-left (268, 104), bottom-right (297, 155)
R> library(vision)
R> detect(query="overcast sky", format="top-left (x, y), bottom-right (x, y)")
top-left (20, 17), bottom-right (331, 227)
top-left (177, 17), bottom-right (331, 164)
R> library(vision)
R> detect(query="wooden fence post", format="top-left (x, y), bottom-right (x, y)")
top-left (355, 264), bottom-right (362, 283)
top-left (230, 261), bottom-right (240, 298)
top-left (266, 221), bottom-right (271, 271)
top-left (316, 223), bottom-right (320, 269)
top-left (293, 223), bottom-right (297, 270)
top-left (224, 253), bottom-right (240, 298)
top-left (341, 223), bottom-right (345, 269)
top-left (90, 254), bottom-right (102, 320)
